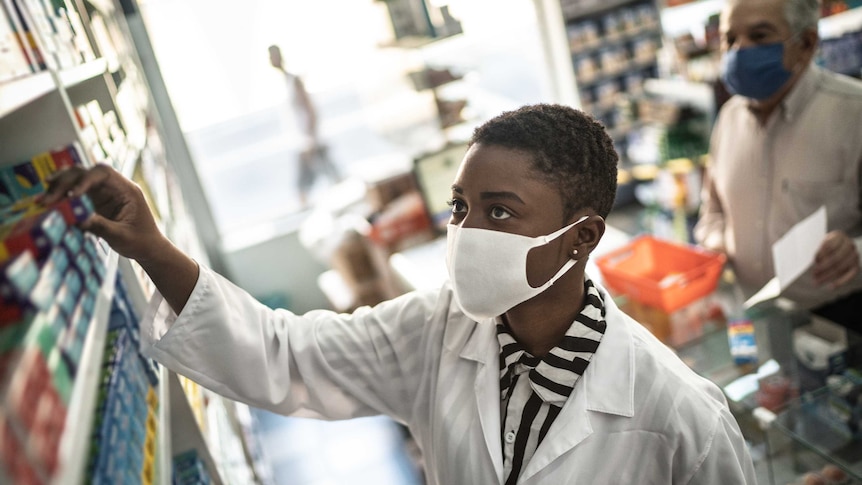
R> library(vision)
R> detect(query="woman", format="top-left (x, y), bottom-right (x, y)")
top-left (44, 104), bottom-right (756, 484)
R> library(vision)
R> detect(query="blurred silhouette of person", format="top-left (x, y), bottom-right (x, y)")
top-left (269, 45), bottom-right (341, 209)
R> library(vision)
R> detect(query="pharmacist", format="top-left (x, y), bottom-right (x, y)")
top-left (45, 105), bottom-right (755, 484)
top-left (695, 0), bottom-right (862, 328)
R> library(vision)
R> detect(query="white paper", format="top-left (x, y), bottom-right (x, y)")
top-left (744, 277), bottom-right (781, 309)
top-left (723, 359), bottom-right (781, 402)
top-left (771, 206), bottom-right (827, 291)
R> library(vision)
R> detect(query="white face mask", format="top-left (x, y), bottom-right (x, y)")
top-left (446, 216), bottom-right (588, 321)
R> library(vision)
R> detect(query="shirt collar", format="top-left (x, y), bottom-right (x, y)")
top-left (747, 64), bottom-right (820, 123)
top-left (779, 64), bottom-right (820, 122)
top-left (497, 278), bottom-right (607, 406)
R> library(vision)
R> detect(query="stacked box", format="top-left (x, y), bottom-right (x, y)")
top-left (74, 101), bottom-right (128, 169)
top-left (0, 1), bottom-right (32, 82)
top-left (12, 0), bottom-right (94, 69)
top-left (4, 0), bottom-right (47, 70)
top-left (0, 197), bottom-right (104, 482)
top-left (172, 449), bottom-right (212, 485)
top-left (87, 284), bottom-right (159, 485)
top-left (0, 143), bottom-right (84, 210)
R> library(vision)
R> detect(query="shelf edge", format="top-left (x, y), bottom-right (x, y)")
top-left (53, 249), bottom-right (120, 485)
top-left (58, 59), bottom-right (109, 89)
top-left (0, 71), bottom-right (57, 118)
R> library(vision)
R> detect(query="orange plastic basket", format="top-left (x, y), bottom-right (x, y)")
top-left (595, 235), bottom-right (726, 313)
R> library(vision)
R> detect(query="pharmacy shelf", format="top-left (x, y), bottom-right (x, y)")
top-left (225, 402), bottom-right (267, 485)
top-left (168, 372), bottom-right (225, 485)
top-left (570, 23), bottom-right (662, 54)
top-left (660, 0), bottom-right (723, 37)
top-left (120, 146), bottom-right (142, 179)
top-left (84, 0), bottom-right (114, 15)
top-left (53, 249), bottom-right (120, 485)
top-left (820, 6), bottom-right (862, 38)
top-left (114, 80), bottom-right (147, 151)
top-left (0, 71), bottom-right (56, 118)
top-left (771, 387), bottom-right (862, 480)
top-left (156, 365), bottom-right (172, 485)
top-left (575, 58), bottom-right (659, 89)
top-left (561, 0), bottom-right (636, 20)
top-left (58, 59), bottom-right (108, 89)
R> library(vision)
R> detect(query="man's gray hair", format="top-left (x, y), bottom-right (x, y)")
top-left (784, 0), bottom-right (821, 34)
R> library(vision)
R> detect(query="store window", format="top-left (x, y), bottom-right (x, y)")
top-left (138, 0), bottom-right (551, 238)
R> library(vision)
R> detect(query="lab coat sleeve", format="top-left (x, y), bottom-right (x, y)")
top-left (139, 265), bottom-right (440, 422)
top-left (683, 410), bottom-right (757, 485)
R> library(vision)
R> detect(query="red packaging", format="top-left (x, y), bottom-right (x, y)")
top-left (49, 144), bottom-right (83, 171)
top-left (0, 209), bottom-right (66, 262)
top-left (9, 349), bottom-right (50, 432)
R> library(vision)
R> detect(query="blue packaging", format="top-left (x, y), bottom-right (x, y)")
top-left (0, 251), bottom-right (40, 306)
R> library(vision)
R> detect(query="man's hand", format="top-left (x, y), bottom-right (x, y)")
top-left (813, 231), bottom-right (861, 289)
top-left (40, 164), bottom-right (166, 263)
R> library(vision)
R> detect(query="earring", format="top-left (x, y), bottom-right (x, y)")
top-left (572, 249), bottom-right (579, 257)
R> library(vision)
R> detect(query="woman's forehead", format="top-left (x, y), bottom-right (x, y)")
top-left (457, 145), bottom-right (538, 184)
top-left (455, 144), bottom-right (560, 202)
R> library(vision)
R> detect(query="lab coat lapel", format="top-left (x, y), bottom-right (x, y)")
top-left (459, 318), bottom-right (505, 484)
top-left (518, 290), bottom-right (636, 483)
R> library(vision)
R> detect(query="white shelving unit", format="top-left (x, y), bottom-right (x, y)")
top-left (167, 372), bottom-right (225, 485)
top-left (0, 71), bottom-right (55, 117)
top-left (820, 5), bottom-right (862, 38)
top-left (0, 0), bottom-right (265, 483)
top-left (54, 251), bottom-right (119, 485)
top-left (659, 0), bottom-right (723, 37)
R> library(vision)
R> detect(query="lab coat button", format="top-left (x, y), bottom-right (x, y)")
top-left (505, 431), bottom-right (516, 443)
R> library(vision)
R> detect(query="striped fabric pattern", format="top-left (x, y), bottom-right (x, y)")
top-left (497, 278), bottom-right (607, 485)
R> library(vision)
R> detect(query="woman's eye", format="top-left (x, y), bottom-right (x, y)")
top-left (490, 206), bottom-right (511, 220)
top-left (447, 199), bottom-right (466, 213)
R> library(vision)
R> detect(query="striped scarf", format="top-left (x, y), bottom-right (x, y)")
top-left (496, 278), bottom-right (607, 483)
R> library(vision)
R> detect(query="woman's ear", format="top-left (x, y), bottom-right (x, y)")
top-left (571, 215), bottom-right (605, 259)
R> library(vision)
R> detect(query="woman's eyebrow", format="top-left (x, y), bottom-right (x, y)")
top-left (480, 191), bottom-right (525, 204)
top-left (450, 185), bottom-right (525, 204)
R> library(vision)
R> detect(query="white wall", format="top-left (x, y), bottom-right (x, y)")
top-left (223, 231), bottom-right (331, 313)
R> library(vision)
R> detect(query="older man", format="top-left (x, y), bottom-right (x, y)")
top-left (695, 0), bottom-right (862, 328)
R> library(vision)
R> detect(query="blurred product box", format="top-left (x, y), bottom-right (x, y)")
top-left (0, 2), bottom-right (32, 81)
top-left (636, 98), bottom-right (682, 125)
top-left (7, 0), bottom-right (49, 70)
top-left (366, 170), bottom-right (418, 213)
top-left (618, 291), bottom-right (724, 347)
top-left (794, 317), bottom-right (852, 392)
top-left (330, 229), bottom-right (403, 310)
top-left (727, 318), bottom-right (758, 366)
top-left (368, 191), bottom-right (434, 253)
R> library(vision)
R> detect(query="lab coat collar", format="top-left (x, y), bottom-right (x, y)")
top-left (459, 316), bottom-right (505, 483)
top-left (457, 283), bottom-right (635, 484)
top-left (520, 285), bottom-right (635, 482)
top-left (580, 287), bottom-right (635, 417)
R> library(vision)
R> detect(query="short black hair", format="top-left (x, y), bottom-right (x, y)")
top-left (469, 104), bottom-right (618, 219)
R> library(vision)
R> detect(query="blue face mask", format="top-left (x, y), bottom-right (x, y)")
top-left (720, 42), bottom-right (793, 100)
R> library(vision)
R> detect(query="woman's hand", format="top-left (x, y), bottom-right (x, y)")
top-left (40, 163), bottom-right (168, 263)
top-left (41, 163), bottom-right (199, 314)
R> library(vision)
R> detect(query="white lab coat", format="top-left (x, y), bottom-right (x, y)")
top-left (142, 266), bottom-right (757, 484)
